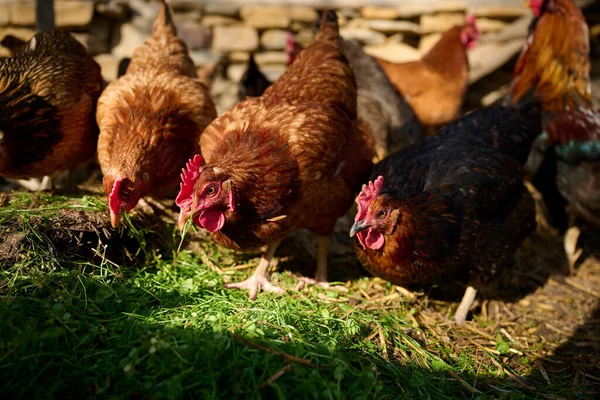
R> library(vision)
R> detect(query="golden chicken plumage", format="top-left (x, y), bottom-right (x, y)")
top-left (97, 0), bottom-right (216, 227)
top-left (176, 11), bottom-right (374, 299)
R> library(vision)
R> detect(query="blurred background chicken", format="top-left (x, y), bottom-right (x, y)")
top-left (97, 0), bottom-right (217, 228)
top-left (238, 32), bottom-right (301, 101)
top-left (350, 104), bottom-right (542, 324)
top-left (375, 15), bottom-right (480, 132)
top-left (176, 10), bottom-right (374, 300)
top-left (503, 0), bottom-right (600, 270)
top-left (0, 29), bottom-right (103, 190)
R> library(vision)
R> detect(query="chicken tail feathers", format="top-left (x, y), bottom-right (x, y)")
top-left (312, 9), bottom-right (340, 41)
top-left (153, 0), bottom-right (177, 38)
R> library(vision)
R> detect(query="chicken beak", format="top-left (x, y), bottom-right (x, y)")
top-left (349, 220), bottom-right (370, 237)
top-left (177, 211), bottom-right (190, 232)
top-left (523, 1), bottom-right (530, 7)
top-left (110, 210), bottom-right (123, 229)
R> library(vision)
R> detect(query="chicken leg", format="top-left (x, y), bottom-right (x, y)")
top-left (295, 236), bottom-right (348, 292)
top-left (224, 240), bottom-right (285, 300)
top-left (564, 225), bottom-right (583, 275)
top-left (454, 285), bottom-right (477, 324)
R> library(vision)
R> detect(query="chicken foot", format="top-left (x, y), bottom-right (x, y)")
top-left (295, 236), bottom-right (349, 292)
top-left (564, 225), bottom-right (583, 275)
top-left (454, 285), bottom-right (477, 325)
top-left (224, 240), bottom-right (285, 301)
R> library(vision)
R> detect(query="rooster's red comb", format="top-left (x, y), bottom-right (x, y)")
top-left (175, 154), bottom-right (203, 210)
top-left (355, 176), bottom-right (384, 222)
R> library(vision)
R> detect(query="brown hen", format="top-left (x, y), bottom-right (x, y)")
top-left (176, 11), bottom-right (374, 300)
top-left (350, 104), bottom-right (542, 324)
top-left (0, 29), bottom-right (102, 188)
top-left (375, 15), bottom-right (480, 132)
top-left (97, 0), bottom-right (216, 228)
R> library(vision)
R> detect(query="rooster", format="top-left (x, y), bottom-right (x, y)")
top-left (375, 15), bottom-right (480, 132)
top-left (350, 104), bottom-right (542, 324)
top-left (176, 11), bottom-right (374, 300)
top-left (97, 0), bottom-right (217, 228)
top-left (504, 0), bottom-right (600, 269)
top-left (0, 29), bottom-right (102, 190)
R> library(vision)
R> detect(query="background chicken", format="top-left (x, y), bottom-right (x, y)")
top-left (238, 33), bottom-right (301, 101)
top-left (375, 15), bottom-right (480, 132)
top-left (0, 29), bottom-right (102, 190)
top-left (97, 0), bottom-right (216, 228)
top-left (341, 39), bottom-right (425, 160)
top-left (176, 10), bottom-right (374, 300)
top-left (350, 104), bottom-right (542, 324)
top-left (503, 0), bottom-right (600, 269)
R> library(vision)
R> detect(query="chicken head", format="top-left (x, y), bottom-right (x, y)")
top-left (103, 173), bottom-right (149, 228)
top-left (176, 154), bottom-right (236, 232)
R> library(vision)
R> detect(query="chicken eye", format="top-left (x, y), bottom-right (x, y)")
top-left (205, 184), bottom-right (218, 196)
top-left (377, 209), bottom-right (387, 219)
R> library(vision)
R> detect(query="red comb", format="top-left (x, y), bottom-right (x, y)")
top-left (109, 177), bottom-right (123, 214)
top-left (465, 13), bottom-right (476, 25)
top-left (355, 176), bottom-right (384, 222)
top-left (175, 154), bottom-right (203, 210)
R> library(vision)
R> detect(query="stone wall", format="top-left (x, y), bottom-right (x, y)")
top-left (1, 0), bottom-right (599, 113)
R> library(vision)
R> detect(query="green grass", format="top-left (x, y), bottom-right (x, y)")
top-left (0, 191), bottom-right (597, 399)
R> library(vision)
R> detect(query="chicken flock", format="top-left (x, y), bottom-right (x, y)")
top-left (0, 0), bottom-right (598, 324)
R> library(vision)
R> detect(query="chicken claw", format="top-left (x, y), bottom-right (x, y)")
top-left (454, 285), bottom-right (477, 324)
top-left (564, 226), bottom-right (583, 275)
top-left (294, 236), bottom-right (348, 292)
top-left (224, 241), bottom-right (284, 301)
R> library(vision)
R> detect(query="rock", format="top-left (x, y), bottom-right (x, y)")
top-left (175, 20), bottom-right (212, 50)
top-left (188, 50), bottom-right (221, 67)
top-left (7, 3), bottom-right (36, 26)
top-left (128, 0), bottom-right (160, 20)
top-left (365, 20), bottom-right (422, 35)
top-left (212, 25), bottom-right (259, 52)
top-left (386, 33), bottom-right (405, 44)
top-left (94, 54), bottom-right (120, 82)
top-left (55, 0), bottom-right (95, 27)
top-left (226, 63), bottom-right (247, 83)
top-left (470, 6), bottom-right (529, 18)
top-left (288, 6), bottom-right (317, 22)
top-left (434, 0), bottom-right (467, 13)
top-left (229, 51), bottom-right (250, 63)
top-left (480, 15), bottom-right (532, 43)
top-left (419, 33), bottom-right (442, 54)
top-left (475, 18), bottom-right (508, 33)
top-left (240, 6), bottom-right (290, 29)
top-left (96, 1), bottom-right (130, 20)
top-left (340, 28), bottom-right (386, 45)
top-left (111, 18), bottom-right (152, 59)
top-left (360, 6), bottom-right (399, 20)
top-left (420, 13), bottom-right (465, 34)
top-left (0, 8), bottom-right (9, 25)
top-left (396, 4), bottom-right (432, 18)
top-left (468, 38), bottom-right (526, 83)
top-left (338, 8), bottom-right (360, 20)
top-left (254, 51), bottom-right (288, 65)
top-left (261, 29), bottom-right (288, 50)
top-left (294, 29), bottom-right (314, 48)
top-left (203, 3), bottom-right (240, 17)
top-left (363, 42), bottom-right (421, 63)
top-left (201, 15), bottom-right (238, 27)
